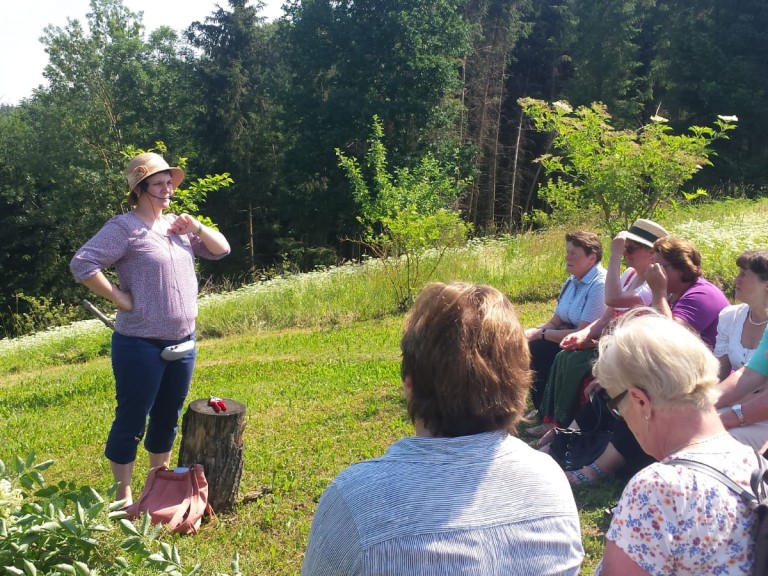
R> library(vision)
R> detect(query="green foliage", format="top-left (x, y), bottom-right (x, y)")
top-left (0, 453), bottom-right (243, 576)
top-left (3, 293), bottom-right (81, 340)
top-left (337, 116), bottom-right (472, 309)
top-left (519, 98), bottom-right (738, 233)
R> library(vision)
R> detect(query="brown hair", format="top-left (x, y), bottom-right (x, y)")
top-left (565, 231), bottom-right (603, 262)
top-left (127, 179), bottom-right (151, 206)
top-left (400, 282), bottom-right (532, 437)
top-left (653, 237), bottom-right (702, 282)
top-left (736, 250), bottom-right (768, 282)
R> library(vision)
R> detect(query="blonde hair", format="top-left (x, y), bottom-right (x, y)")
top-left (593, 308), bottom-right (720, 410)
top-left (401, 282), bottom-right (532, 437)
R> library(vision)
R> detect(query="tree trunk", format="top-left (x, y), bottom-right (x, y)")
top-left (178, 398), bottom-right (246, 513)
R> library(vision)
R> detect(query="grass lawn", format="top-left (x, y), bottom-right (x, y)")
top-left (2, 198), bottom-right (768, 574)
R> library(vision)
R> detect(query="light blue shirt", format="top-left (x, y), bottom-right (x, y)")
top-left (554, 264), bottom-right (607, 327)
top-left (746, 328), bottom-right (768, 377)
top-left (301, 431), bottom-right (584, 575)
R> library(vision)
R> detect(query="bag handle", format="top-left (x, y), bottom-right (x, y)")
top-left (751, 455), bottom-right (768, 501)
top-left (167, 472), bottom-right (195, 531)
top-left (667, 457), bottom-right (758, 508)
top-left (188, 465), bottom-right (212, 528)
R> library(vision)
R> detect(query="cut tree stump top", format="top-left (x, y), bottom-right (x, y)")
top-left (187, 397), bottom-right (246, 416)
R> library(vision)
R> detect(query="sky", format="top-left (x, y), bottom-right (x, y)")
top-left (0, 1), bottom-right (284, 106)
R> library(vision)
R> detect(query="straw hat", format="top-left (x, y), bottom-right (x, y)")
top-left (624, 219), bottom-right (668, 248)
top-left (125, 153), bottom-right (184, 192)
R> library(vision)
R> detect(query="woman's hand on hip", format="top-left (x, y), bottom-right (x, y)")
top-left (113, 288), bottom-right (133, 312)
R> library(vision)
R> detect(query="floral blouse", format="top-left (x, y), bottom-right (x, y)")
top-left (594, 435), bottom-right (757, 575)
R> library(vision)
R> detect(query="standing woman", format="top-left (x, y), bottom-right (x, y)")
top-left (70, 153), bottom-right (230, 505)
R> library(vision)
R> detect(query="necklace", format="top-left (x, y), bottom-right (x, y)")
top-left (668, 432), bottom-right (728, 456)
top-left (748, 309), bottom-right (768, 326)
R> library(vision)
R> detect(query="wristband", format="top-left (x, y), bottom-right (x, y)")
top-left (541, 329), bottom-right (547, 341)
top-left (731, 403), bottom-right (745, 426)
top-left (196, 222), bottom-right (203, 234)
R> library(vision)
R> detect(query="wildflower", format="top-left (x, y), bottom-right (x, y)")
top-left (553, 101), bottom-right (573, 113)
top-left (0, 478), bottom-right (24, 521)
top-left (650, 115), bottom-right (669, 123)
top-left (717, 115), bottom-right (738, 123)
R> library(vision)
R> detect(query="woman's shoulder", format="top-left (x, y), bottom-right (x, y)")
top-left (719, 303), bottom-right (749, 322)
top-left (692, 277), bottom-right (729, 298)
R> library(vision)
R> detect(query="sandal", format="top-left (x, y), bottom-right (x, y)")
top-left (566, 469), bottom-right (592, 484)
top-left (566, 462), bottom-right (610, 485)
top-left (525, 422), bottom-right (555, 438)
top-left (589, 462), bottom-right (609, 480)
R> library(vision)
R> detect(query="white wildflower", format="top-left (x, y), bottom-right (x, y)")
top-left (650, 115), bottom-right (669, 123)
top-left (0, 478), bottom-right (24, 521)
top-left (553, 101), bottom-right (573, 113)
top-left (717, 115), bottom-right (738, 122)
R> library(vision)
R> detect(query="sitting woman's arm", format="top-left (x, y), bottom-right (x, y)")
top-left (534, 317), bottom-right (593, 344)
top-left (598, 541), bottom-right (651, 576)
top-left (561, 308), bottom-right (613, 350)
top-left (526, 313), bottom-right (586, 343)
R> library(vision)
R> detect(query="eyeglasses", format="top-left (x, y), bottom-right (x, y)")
top-left (624, 243), bottom-right (640, 254)
top-left (606, 389), bottom-right (629, 420)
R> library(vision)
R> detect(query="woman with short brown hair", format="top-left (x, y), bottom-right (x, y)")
top-left (302, 282), bottom-right (584, 575)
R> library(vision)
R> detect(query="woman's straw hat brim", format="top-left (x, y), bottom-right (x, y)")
top-left (126, 152), bottom-right (184, 192)
top-left (625, 219), bottom-right (668, 248)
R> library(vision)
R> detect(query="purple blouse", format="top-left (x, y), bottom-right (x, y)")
top-left (70, 212), bottom-right (228, 340)
top-left (671, 277), bottom-right (730, 349)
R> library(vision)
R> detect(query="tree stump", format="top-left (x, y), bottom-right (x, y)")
top-left (178, 398), bottom-right (246, 513)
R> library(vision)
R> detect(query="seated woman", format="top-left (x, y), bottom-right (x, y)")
top-left (593, 311), bottom-right (759, 575)
top-left (525, 231), bottom-right (606, 412)
top-left (718, 330), bottom-right (768, 454)
top-left (714, 250), bottom-right (768, 379)
top-left (554, 237), bottom-right (730, 484)
top-left (528, 220), bottom-right (667, 436)
top-left (301, 282), bottom-right (584, 575)
top-left (715, 251), bottom-right (768, 453)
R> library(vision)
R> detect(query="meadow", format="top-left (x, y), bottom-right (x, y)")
top-left (2, 198), bottom-right (768, 574)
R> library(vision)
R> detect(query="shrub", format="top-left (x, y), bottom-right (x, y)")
top-left (0, 453), bottom-right (241, 576)
top-left (337, 116), bottom-right (472, 310)
top-left (519, 98), bottom-right (738, 233)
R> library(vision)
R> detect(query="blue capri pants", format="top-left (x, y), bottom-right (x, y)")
top-left (105, 331), bottom-right (196, 464)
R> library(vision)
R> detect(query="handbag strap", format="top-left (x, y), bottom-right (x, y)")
top-left (667, 457), bottom-right (758, 508)
top-left (167, 472), bottom-right (195, 530)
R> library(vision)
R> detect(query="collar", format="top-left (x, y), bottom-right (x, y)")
top-left (574, 264), bottom-right (604, 285)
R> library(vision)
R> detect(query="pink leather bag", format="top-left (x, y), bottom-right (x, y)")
top-left (125, 464), bottom-right (211, 535)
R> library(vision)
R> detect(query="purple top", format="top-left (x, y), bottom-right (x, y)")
top-left (671, 277), bottom-right (730, 349)
top-left (70, 212), bottom-right (228, 339)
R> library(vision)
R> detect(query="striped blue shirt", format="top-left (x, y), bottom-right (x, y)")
top-left (554, 264), bottom-right (607, 327)
top-left (301, 431), bottom-right (584, 575)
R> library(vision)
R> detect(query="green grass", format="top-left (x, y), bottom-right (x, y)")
top-left (2, 197), bottom-right (768, 574)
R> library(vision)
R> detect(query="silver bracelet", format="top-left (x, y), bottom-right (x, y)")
top-left (196, 222), bottom-right (203, 235)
